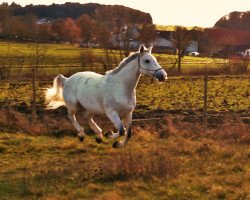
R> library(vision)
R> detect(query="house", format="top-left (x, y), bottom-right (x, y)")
top-left (151, 30), bottom-right (199, 53)
top-left (151, 31), bottom-right (175, 52)
top-left (36, 18), bottom-right (52, 25)
top-left (233, 46), bottom-right (250, 57)
top-left (186, 41), bottom-right (198, 53)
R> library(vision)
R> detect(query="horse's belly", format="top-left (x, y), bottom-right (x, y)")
top-left (78, 98), bottom-right (104, 114)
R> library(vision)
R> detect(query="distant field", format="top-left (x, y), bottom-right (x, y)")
top-left (155, 24), bottom-right (205, 31)
top-left (0, 41), bottom-right (224, 78)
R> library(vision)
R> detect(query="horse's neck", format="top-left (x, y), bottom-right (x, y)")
top-left (113, 60), bottom-right (140, 95)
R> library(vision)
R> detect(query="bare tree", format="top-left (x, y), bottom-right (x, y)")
top-left (171, 26), bottom-right (195, 74)
top-left (95, 6), bottom-right (139, 60)
top-left (138, 24), bottom-right (157, 46)
top-left (29, 23), bottom-right (48, 123)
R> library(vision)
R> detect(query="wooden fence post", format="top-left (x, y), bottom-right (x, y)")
top-left (31, 66), bottom-right (37, 123)
top-left (203, 74), bottom-right (208, 130)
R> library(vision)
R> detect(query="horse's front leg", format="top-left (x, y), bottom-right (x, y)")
top-left (105, 110), bottom-right (126, 147)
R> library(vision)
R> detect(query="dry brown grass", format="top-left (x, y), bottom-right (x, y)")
top-left (0, 111), bottom-right (249, 199)
top-left (212, 118), bottom-right (249, 143)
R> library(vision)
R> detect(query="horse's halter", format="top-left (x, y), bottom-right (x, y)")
top-left (137, 53), bottom-right (163, 76)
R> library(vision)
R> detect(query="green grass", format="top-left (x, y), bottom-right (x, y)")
top-left (0, 118), bottom-right (249, 200)
top-left (137, 76), bottom-right (250, 113)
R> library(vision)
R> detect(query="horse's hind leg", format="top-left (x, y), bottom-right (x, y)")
top-left (113, 112), bottom-right (132, 148)
top-left (86, 114), bottom-right (103, 143)
top-left (67, 107), bottom-right (85, 142)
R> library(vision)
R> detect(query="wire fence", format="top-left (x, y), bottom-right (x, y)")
top-left (1, 71), bottom-right (249, 128)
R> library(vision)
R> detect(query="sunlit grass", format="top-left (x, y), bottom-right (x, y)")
top-left (0, 117), bottom-right (249, 200)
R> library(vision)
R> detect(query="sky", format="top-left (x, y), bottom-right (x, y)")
top-left (2, 0), bottom-right (250, 27)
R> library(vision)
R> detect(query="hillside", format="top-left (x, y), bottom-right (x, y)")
top-left (10, 2), bottom-right (152, 24)
top-left (214, 11), bottom-right (250, 31)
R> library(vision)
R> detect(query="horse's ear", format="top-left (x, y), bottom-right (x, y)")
top-left (139, 44), bottom-right (145, 53)
top-left (148, 45), bottom-right (153, 54)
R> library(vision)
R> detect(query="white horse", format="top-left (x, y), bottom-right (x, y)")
top-left (45, 45), bottom-right (167, 148)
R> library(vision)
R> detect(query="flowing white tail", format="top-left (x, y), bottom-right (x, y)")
top-left (45, 74), bottom-right (67, 109)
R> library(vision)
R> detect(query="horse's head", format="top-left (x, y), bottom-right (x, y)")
top-left (138, 45), bottom-right (167, 82)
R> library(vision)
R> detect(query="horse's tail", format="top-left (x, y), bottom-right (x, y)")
top-left (45, 74), bottom-right (68, 109)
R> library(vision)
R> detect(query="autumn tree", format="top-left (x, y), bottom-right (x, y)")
top-left (62, 18), bottom-right (81, 44)
top-left (51, 18), bottom-right (64, 42)
top-left (52, 18), bottom-right (81, 44)
top-left (77, 14), bottom-right (96, 47)
top-left (37, 23), bottom-right (53, 42)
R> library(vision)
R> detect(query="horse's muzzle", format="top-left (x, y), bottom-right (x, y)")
top-left (155, 70), bottom-right (167, 82)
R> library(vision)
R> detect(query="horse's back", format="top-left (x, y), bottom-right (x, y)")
top-left (63, 71), bottom-right (105, 113)
top-left (69, 71), bottom-right (103, 80)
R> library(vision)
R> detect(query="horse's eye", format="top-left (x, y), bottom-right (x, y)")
top-left (145, 59), bottom-right (150, 64)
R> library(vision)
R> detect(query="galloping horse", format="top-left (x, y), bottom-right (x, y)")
top-left (45, 45), bottom-right (167, 148)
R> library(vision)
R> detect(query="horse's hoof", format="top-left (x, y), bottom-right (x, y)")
top-left (78, 136), bottom-right (84, 142)
top-left (112, 141), bottom-right (122, 148)
top-left (104, 130), bottom-right (113, 138)
top-left (95, 138), bottom-right (103, 144)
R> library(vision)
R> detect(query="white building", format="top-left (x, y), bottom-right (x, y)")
top-left (242, 49), bottom-right (250, 57)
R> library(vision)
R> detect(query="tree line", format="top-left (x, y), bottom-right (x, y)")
top-left (0, 3), bottom-right (156, 54)
top-left (214, 11), bottom-right (250, 31)
top-left (0, 2), bottom-right (153, 43)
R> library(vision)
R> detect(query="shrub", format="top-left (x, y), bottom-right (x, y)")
top-left (79, 50), bottom-right (97, 70)
top-left (215, 58), bottom-right (249, 75)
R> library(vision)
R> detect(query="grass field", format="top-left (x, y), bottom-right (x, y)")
top-left (0, 41), bottom-right (225, 78)
top-left (0, 117), bottom-right (249, 200)
top-left (0, 41), bottom-right (249, 200)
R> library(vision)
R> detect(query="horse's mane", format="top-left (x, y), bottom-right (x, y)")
top-left (107, 52), bottom-right (139, 75)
